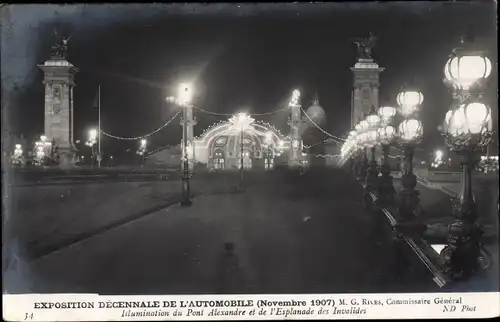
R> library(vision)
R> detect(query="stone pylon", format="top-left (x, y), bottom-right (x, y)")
top-left (38, 58), bottom-right (79, 169)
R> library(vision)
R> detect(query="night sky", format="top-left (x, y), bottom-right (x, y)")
top-left (2, 2), bottom-right (497, 156)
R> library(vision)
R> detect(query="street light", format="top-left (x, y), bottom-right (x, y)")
top-left (396, 90), bottom-right (424, 117)
top-left (87, 128), bottom-right (98, 167)
top-left (12, 144), bottom-right (24, 165)
top-left (178, 83), bottom-right (193, 206)
top-left (396, 118), bottom-right (425, 229)
top-left (364, 107), bottom-right (381, 193)
top-left (376, 105), bottom-right (398, 206)
top-left (265, 131), bottom-right (273, 170)
top-left (289, 89), bottom-right (300, 107)
top-left (228, 112), bottom-right (255, 188)
top-left (138, 139), bottom-right (147, 166)
top-left (357, 119), bottom-right (370, 182)
top-left (440, 42), bottom-right (493, 281)
top-left (444, 47), bottom-right (492, 92)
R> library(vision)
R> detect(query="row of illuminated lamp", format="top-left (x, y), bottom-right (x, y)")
top-left (342, 42), bottom-right (493, 158)
top-left (341, 98), bottom-right (419, 159)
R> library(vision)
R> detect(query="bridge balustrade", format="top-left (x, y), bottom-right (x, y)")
top-left (346, 163), bottom-right (494, 289)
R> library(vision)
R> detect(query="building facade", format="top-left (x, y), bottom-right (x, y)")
top-left (147, 117), bottom-right (294, 171)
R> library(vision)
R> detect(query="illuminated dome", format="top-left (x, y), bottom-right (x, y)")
top-left (305, 93), bottom-right (326, 126)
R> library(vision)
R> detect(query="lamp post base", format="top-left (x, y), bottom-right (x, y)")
top-left (365, 160), bottom-right (379, 192)
top-left (237, 168), bottom-right (245, 191)
top-left (58, 149), bottom-right (77, 170)
top-left (181, 175), bottom-right (192, 207)
top-left (377, 165), bottom-right (395, 208)
top-left (359, 157), bottom-right (369, 183)
top-left (439, 152), bottom-right (483, 280)
top-left (181, 159), bottom-right (192, 207)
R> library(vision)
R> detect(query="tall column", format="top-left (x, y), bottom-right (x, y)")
top-left (288, 102), bottom-right (302, 168)
top-left (350, 59), bottom-right (384, 128)
top-left (38, 59), bottom-right (79, 168)
top-left (350, 58), bottom-right (384, 161)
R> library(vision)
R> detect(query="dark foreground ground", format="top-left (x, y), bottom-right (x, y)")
top-left (3, 168), bottom-right (498, 294)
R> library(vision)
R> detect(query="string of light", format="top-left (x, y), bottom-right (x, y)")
top-left (300, 108), bottom-right (346, 142)
top-left (101, 111), bottom-right (181, 141)
top-left (249, 107), bottom-right (289, 116)
top-left (194, 106), bottom-right (289, 117)
top-left (314, 153), bottom-right (341, 158)
top-left (303, 138), bottom-right (336, 149)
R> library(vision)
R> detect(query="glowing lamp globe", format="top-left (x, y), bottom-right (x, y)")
top-left (444, 102), bottom-right (492, 136)
top-left (378, 125), bottom-right (396, 144)
top-left (378, 106), bottom-right (397, 124)
top-left (359, 120), bottom-right (369, 132)
top-left (397, 91), bottom-right (424, 117)
top-left (444, 54), bottom-right (492, 90)
top-left (89, 129), bottom-right (98, 141)
top-left (364, 129), bottom-right (379, 147)
top-left (366, 113), bottom-right (381, 128)
top-left (398, 119), bottom-right (423, 142)
top-left (289, 89), bottom-right (301, 107)
top-left (178, 83), bottom-right (193, 106)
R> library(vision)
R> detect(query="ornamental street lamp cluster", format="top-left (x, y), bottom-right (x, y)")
top-left (341, 86), bottom-right (425, 224)
top-left (376, 106), bottom-right (397, 207)
top-left (395, 87), bottom-right (425, 236)
top-left (137, 139), bottom-right (147, 166)
top-left (34, 135), bottom-right (53, 166)
top-left (168, 83), bottom-right (194, 206)
top-left (229, 112), bottom-right (255, 189)
top-left (264, 131), bottom-right (274, 170)
top-left (86, 128), bottom-right (98, 167)
top-left (364, 106), bottom-right (382, 194)
top-left (439, 35), bottom-right (493, 280)
top-left (341, 32), bottom-right (494, 282)
top-left (12, 144), bottom-right (24, 166)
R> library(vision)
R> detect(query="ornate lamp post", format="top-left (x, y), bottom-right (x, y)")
top-left (395, 85), bottom-right (425, 228)
top-left (86, 128), bottom-right (98, 167)
top-left (288, 89), bottom-right (302, 168)
top-left (364, 107), bottom-right (381, 193)
top-left (179, 83), bottom-right (193, 206)
top-left (12, 144), bottom-right (24, 165)
top-left (264, 131), bottom-right (273, 170)
top-left (345, 129), bottom-right (357, 175)
top-left (396, 118), bottom-right (426, 236)
top-left (352, 123), bottom-right (363, 178)
top-left (168, 83), bottom-right (197, 206)
top-left (358, 119), bottom-right (370, 182)
top-left (439, 36), bottom-right (493, 279)
top-left (376, 105), bottom-right (397, 207)
top-left (137, 139), bottom-right (147, 166)
top-left (229, 113), bottom-right (255, 190)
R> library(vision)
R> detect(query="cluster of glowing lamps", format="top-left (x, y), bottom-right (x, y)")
top-left (441, 43), bottom-right (493, 149)
top-left (137, 139), bottom-right (147, 156)
top-left (34, 135), bottom-right (52, 162)
top-left (86, 129), bottom-right (98, 147)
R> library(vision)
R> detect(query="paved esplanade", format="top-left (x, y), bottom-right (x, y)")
top-left (7, 169), bottom-right (442, 294)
